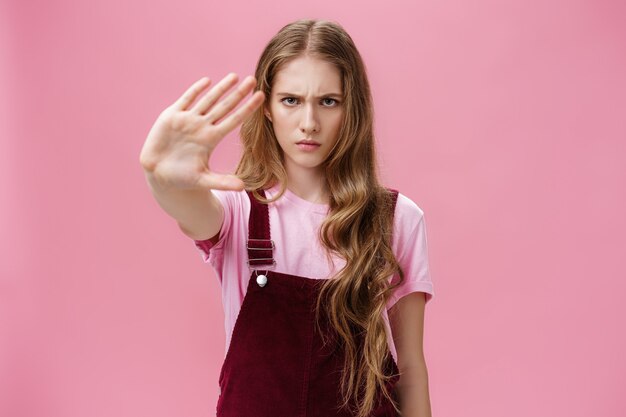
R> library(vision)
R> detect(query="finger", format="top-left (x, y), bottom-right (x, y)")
top-left (196, 171), bottom-right (245, 191)
top-left (172, 77), bottom-right (212, 111)
top-left (193, 73), bottom-right (240, 115)
top-left (204, 75), bottom-right (257, 123)
top-left (213, 90), bottom-right (265, 137)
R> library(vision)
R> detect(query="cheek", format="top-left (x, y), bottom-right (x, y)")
top-left (328, 112), bottom-right (343, 131)
top-left (271, 114), bottom-right (293, 133)
top-left (268, 106), bottom-right (286, 128)
top-left (270, 102), bottom-right (290, 118)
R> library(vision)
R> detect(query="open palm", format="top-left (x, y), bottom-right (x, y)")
top-left (139, 73), bottom-right (265, 191)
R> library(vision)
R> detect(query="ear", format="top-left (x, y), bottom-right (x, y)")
top-left (264, 103), bottom-right (273, 123)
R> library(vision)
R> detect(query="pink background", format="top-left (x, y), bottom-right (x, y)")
top-left (2, 0), bottom-right (625, 416)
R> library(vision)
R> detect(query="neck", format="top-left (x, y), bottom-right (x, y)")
top-left (284, 161), bottom-right (329, 205)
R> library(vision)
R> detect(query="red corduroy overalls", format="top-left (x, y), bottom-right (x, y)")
top-left (215, 188), bottom-right (401, 417)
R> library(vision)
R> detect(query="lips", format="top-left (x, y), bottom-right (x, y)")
top-left (295, 139), bottom-right (321, 152)
top-left (296, 139), bottom-right (321, 145)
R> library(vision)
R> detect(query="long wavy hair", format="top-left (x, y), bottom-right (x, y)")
top-left (234, 19), bottom-right (405, 417)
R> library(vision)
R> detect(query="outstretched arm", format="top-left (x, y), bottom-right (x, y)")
top-left (389, 292), bottom-right (432, 417)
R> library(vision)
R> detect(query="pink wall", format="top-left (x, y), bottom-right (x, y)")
top-left (2, 0), bottom-right (625, 416)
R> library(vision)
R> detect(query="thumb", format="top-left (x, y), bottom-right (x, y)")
top-left (196, 172), bottom-right (245, 191)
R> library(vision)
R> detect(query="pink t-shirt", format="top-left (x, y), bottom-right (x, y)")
top-left (193, 184), bottom-right (434, 365)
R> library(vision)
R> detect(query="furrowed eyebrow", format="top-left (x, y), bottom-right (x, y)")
top-left (275, 92), bottom-right (343, 99)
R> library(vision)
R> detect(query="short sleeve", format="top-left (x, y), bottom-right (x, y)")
top-left (386, 194), bottom-right (435, 310)
top-left (193, 189), bottom-right (232, 265)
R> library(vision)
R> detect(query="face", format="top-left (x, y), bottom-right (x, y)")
top-left (265, 55), bottom-right (344, 176)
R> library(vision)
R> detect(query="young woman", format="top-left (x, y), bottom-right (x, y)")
top-left (140, 19), bottom-right (434, 417)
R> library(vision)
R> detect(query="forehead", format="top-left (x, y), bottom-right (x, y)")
top-left (272, 55), bottom-right (342, 94)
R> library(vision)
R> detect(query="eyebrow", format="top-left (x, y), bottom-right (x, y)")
top-left (275, 92), bottom-right (343, 99)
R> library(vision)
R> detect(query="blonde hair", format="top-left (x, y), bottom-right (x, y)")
top-left (235, 19), bottom-right (405, 417)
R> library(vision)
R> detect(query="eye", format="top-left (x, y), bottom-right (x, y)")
top-left (280, 97), bottom-right (298, 106)
top-left (279, 97), bottom-right (341, 107)
top-left (322, 98), bottom-right (339, 106)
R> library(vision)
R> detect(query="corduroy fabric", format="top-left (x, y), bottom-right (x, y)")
top-left (216, 189), bottom-right (401, 417)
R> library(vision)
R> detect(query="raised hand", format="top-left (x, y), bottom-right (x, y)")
top-left (139, 73), bottom-right (265, 191)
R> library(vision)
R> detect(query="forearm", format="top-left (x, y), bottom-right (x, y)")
top-left (142, 170), bottom-right (222, 239)
top-left (396, 364), bottom-right (432, 417)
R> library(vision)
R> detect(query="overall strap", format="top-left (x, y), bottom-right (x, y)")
top-left (245, 189), bottom-right (276, 269)
top-left (387, 188), bottom-right (401, 247)
top-left (388, 188), bottom-right (399, 211)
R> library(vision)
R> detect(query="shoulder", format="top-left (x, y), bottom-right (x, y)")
top-left (211, 188), bottom-right (250, 199)
top-left (385, 190), bottom-right (429, 263)
top-left (211, 188), bottom-right (252, 210)
top-left (391, 190), bottom-right (426, 231)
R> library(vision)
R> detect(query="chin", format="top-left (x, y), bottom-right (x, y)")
top-left (290, 159), bottom-right (323, 170)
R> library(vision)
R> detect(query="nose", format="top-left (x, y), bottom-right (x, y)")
top-left (299, 102), bottom-right (319, 134)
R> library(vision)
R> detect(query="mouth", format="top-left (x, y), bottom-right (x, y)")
top-left (296, 139), bottom-right (321, 146)
top-left (296, 139), bottom-right (321, 152)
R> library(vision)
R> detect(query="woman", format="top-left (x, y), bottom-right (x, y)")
top-left (140, 18), bottom-right (434, 417)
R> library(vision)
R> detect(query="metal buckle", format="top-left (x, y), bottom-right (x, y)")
top-left (246, 259), bottom-right (277, 267)
top-left (246, 238), bottom-right (275, 250)
top-left (246, 238), bottom-right (276, 269)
